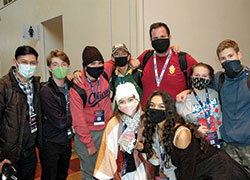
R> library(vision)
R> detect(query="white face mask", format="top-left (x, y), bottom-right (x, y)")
top-left (17, 63), bottom-right (37, 79)
top-left (118, 98), bottom-right (139, 117)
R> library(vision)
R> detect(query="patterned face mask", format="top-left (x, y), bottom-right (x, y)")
top-left (191, 77), bottom-right (211, 90)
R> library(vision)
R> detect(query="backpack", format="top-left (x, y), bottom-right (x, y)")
top-left (71, 72), bottom-right (109, 108)
top-left (142, 50), bottom-right (189, 88)
top-left (110, 69), bottom-right (143, 101)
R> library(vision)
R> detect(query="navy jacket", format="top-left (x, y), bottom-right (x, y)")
top-left (214, 67), bottom-right (250, 146)
top-left (40, 77), bottom-right (72, 144)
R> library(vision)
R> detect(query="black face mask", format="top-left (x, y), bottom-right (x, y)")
top-left (115, 56), bottom-right (128, 67)
top-left (152, 39), bottom-right (170, 54)
top-left (191, 77), bottom-right (211, 90)
top-left (148, 108), bottom-right (166, 124)
top-left (86, 66), bottom-right (104, 79)
top-left (222, 60), bottom-right (243, 78)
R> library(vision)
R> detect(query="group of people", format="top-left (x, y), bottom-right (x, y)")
top-left (0, 21), bottom-right (250, 180)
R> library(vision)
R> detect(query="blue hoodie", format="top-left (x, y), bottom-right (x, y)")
top-left (213, 67), bottom-right (250, 146)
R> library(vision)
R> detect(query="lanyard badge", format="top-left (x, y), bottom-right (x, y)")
top-left (30, 114), bottom-right (37, 134)
top-left (205, 131), bottom-right (220, 148)
top-left (193, 88), bottom-right (211, 128)
top-left (193, 88), bottom-right (220, 148)
top-left (155, 140), bottom-right (169, 179)
top-left (87, 77), bottom-right (105, 125)
top-left (154, 50), bottom-right (172, 88)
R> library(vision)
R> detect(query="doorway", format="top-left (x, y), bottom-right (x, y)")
top-left (42, 15), bottom-right (63, 80)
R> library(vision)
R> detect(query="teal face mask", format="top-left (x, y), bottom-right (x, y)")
top-left (52, 67), bottom-right (68, 79)
top-left (18, 64), bottom-right (37, 79)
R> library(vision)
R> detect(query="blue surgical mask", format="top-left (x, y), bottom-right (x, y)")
top-left (17, 63), bottom-right (37, 79)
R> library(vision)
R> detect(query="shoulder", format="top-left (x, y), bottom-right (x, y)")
top-left (174, 126), bottom-right (192, 149)
top-left (40, 83), bottom-right (55, 100)
top-left (213, 71), bottom-right (224, 88)
top-left (207, 88), bottom-right (218, 96)
top-left (33, 76), bottom-right (41, 83)
top-left (0, 73), bottom-right (13, 94)
top-left (184, 53), bottom-right (198, 65)
top-left (0, 74), bottom-right (10, 87)
top-left (141, 49), bottom-right (153, 56)
top-left (106, 116), bottom-right (120, 131)
top-left (137, 49), bottom-right (153, 60)
top-left (136, 67), bottom-right (143, 74)
top-left (40, 82), bottom-right (51, 93)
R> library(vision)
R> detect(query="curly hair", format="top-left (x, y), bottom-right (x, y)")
top-left (142, 90), bottom-right (208, 168)
top-left (142, 91), bottom-right (183, 158)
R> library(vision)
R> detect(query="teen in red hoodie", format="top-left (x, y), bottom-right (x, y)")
top-left (69, 46), bottom-right (113, 179)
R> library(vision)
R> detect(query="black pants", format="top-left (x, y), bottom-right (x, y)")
top-left (40, 140), bottom-right (72, 180)
top-left (15, 147), bottom-right (37, 180)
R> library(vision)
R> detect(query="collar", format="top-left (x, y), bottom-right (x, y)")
top-left (115, 66), bottom-right (133, 77)
top-left (12, 69), bottom-right (33, 85)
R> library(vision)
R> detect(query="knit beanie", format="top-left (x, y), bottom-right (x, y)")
top-left (115, 82), bottom-right (140, 104)
top-left (82, 46), bottom-right (104, 67)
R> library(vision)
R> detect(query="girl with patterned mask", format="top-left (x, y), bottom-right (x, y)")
top-left (176, 63), bottom-right (222, 147)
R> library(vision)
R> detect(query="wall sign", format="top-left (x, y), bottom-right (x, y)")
top-left (23, 24), bottom-right (39, 40)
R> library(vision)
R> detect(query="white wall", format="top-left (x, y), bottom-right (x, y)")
top-left (143, 0), bottom-right (250, 71)
top-left (1, 0), bottom-right (250, 79)
top-left (0, 0), bottom-right (142, 81)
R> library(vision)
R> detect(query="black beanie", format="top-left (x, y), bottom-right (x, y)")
top-left (82, 46), bottom-right (104, 67)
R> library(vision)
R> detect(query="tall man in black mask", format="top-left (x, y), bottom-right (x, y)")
top-left (136, 22), bottom-right (197, 109)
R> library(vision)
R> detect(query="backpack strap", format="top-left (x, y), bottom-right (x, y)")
top-left (142, 50), bottom-right (154, 69)
top-left (132, 69), bottom-right (143, 90)
top-left (71, 82), bottom-right (87, 108)
top-left (70, 72), bottom-right (108, 108)
top-left (247, 69), bottom-right (250, 91)
top-left (41, 82), bottom-right (62, 106)
top-left (142, 50), bottom-right (189, 89)
top-left (102, 71), bottom-right (109, 82)
top-left (178, 51), bottom-right (188, 88)
top-left (110, 70), bottom-right (117, 102)
top-left (218, 72), bottom-right (225, 104)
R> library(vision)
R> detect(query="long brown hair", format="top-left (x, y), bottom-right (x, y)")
top-left (142, 91), bottom-right (184, 158)
top-left (142, 91), bottom-right (207, 167)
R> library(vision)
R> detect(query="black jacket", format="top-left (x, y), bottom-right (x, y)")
top-left (40, 77), bottom-right (72, 144)
top-left (0, 67), bottom-right (42, 163)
